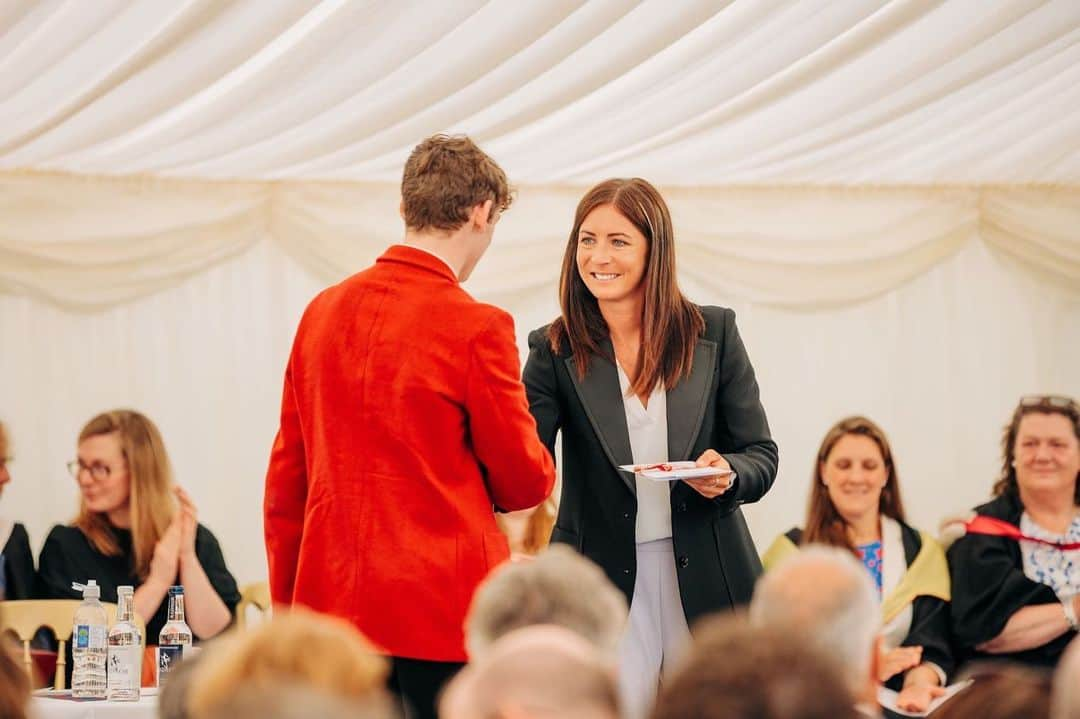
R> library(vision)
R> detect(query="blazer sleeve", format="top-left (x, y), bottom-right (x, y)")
top-left (947, 531), bottom-right (1061, 648)
top-left (902, 595), bottom-right (955, 682)
top-left (712, 308), bottom-right (778, 508)
top-left (522, 327), bottom-right (562, 459)
top-left (464, 310), bottom-right (555, 511)
top-left (264, 351), bottom-right (308, 607)
top-left (2, 523), bottom-right (36, 600)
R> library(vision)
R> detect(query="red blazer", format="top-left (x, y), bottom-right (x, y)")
top-left (264, 245), bottom-right (555, 661)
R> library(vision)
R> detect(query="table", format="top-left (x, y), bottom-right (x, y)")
top-left (31, 689), bottom-right (158, 719)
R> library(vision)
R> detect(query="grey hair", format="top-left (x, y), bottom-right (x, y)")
top-left (465, 544), bottom-right (628, 660)
top-left (749, 544), bottom-right (879, 695)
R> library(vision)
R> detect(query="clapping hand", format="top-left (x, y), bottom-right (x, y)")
top-left (683, 449), bottom-right (734, 499)
top-left (174, 486), bottom-right (198, 561)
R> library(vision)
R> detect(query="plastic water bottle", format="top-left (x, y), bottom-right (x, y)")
top-left (71, 580), bottom-right (108, 699)
top-left (157, 585), bottom-right (192, 685)
top-left (107, 585), bottom-right (142, 701)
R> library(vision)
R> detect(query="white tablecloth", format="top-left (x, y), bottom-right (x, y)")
top-left (31, 689), bottom-right (157, 719)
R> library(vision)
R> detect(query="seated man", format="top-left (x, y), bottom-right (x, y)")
top-left (750, 545), bottom-right (885, 718)
top-left (441, 625), bottom-right (618, 719)
top-left (465, 545), bottom-right (627, 659)
top-left (652, 613), bottom-right (859, 719)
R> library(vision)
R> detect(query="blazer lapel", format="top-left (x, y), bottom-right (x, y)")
top-left (666, 338), bottom-right (717, 461)
top-left (563, 344), bottom-right (636, 495)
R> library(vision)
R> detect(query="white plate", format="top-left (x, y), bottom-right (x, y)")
top-left (618, 461), bottom-right (736, 482)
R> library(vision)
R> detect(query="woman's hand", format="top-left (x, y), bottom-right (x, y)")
top-left (175, 486), bottom-right (198, 563)
top-left (878, 645), bottom-right (922, 681)
top-left (684, 449), bottom-right (734, 499)
top-left (149, 515), bottom-right (182, 585)
top-left (895, 683), bottom-right (947, 713)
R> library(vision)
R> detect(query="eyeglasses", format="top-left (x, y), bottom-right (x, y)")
top-left (1019, 394), bottom-right (1079, 412)
top-left (67, 459), bottom-right (119, 481)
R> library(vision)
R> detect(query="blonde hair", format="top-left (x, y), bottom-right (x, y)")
top-left (73, 410), bottom-right (176, 579)
top-left (187, 609), bottom-right (389, 716)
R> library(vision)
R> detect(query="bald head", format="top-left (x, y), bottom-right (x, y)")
top-left (750, 545), bottom-right (879, 695)
top-left (442, 625), bottom-right (618, 719)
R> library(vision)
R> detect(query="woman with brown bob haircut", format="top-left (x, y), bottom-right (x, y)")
top-left (761, 416), bottom-right (953, 714)
top-left (38, 410), bottom-right (239, 682)
top-left (523, 177), bottom-right (778, 719)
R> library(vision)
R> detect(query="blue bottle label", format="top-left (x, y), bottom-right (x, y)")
top-left (74, 624), bottom-right (89, 649)
top-left (157, 645), bottom-right (183, 679)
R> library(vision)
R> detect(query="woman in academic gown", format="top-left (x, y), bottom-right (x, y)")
top-left (947, 395), bottom-right (1080, 669)
top-left (523, 178), bottom-right (778, 719)
top-left (761, 416), bottom-right (952, 714)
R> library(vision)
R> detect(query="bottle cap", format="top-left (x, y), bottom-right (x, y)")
top-left (169, 585), bottom-right (184, 596)
top-left (71, 579), bottom-right (100, 599)
top-left (117, 585), bottom-right (134, 595)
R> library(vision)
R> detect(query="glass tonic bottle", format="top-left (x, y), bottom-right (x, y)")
top-left (107, 585), bottom-right (142, 701)
top-left (156, 585), bottom-right (193, 686)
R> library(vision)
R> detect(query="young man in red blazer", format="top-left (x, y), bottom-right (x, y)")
top-left (264, 134), bottom-right (556, 719)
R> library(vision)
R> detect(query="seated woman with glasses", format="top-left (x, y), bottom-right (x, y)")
top-left (38, 410), bottom-right (239, 660)
top-left (947, 395), bottom-right (1080, 669)
top-left (0, 421), bottom-right (35, 600)
top-left (761, 416), bottom-right (953, 714)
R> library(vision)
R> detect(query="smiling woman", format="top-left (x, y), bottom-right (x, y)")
top-left (760, 416), bottom-right (953, 714)
top-left (37, 410), bottom-right (240, 674)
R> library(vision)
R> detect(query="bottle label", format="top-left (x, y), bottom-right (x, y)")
top-left (107, 645), bottom-right (141, 690)
top-left (157, 645), bottom-right (183, 683)
top-left (74, 624), bottom-right (106, 650)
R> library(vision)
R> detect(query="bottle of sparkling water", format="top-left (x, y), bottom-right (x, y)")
top-left (107, 585), bottom-right (142, 701)
top-left (157, 585), bottom-right (192, 686)
top-left (71, 580), bottom-right (108, 699)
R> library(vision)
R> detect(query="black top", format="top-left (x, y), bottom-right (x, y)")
top-left (523, 306), bottom-right (778, 626)
top-left (37, 523), bottom-right (240, 643)
top-left (947, 491), bottom-right (1077, 669)
top-left (1, 522), bottom-right (35, 600)
top-left (785, 523), bottom-right (955, 689)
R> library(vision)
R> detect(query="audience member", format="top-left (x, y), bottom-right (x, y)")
top-left (37, 409), bottom-right (240, 684)
top-left (0, 421), bottom-right (34, 600)
top-left (441, 625), bottom-right (618, 719)
top-left (1052, 635), bottom-right (1080, 719)
top-left (200, 683), bottom-right (399, 719)
top-left (762, 416), bottom-right (952, 712)
top-left (0, 608), bottom-right (30, 719)
top-left (186, 608), bottom-right (390, 716)
top-left (651, 613), bottom-right (859, 719)
top-left (465, 544), bottom-right (628, 659)
top-left (931, 663), bottom-right (1051, 719)
top-left (496, 497), bottom-right (556, 560)
top-left (750, 544), bottom-right (882, 716)
top-left (948, 395), bottom-right (1079, 668)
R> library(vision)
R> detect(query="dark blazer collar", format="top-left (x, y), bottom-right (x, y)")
top-left (378, 244), bottom-right (458, 284)
top-left (563, 336), bottom-right (717, 496)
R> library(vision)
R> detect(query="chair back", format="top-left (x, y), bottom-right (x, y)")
top-left (235, 581), bottom-right (271, 630)
top-left (0, 599), bottom-right (142, 689)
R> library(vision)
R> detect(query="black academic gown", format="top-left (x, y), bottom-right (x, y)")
top-left (1, 522), bottom-right (35, 600)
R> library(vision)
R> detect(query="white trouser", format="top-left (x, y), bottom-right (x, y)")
top-left (617, 538), bottom-right (692, 719)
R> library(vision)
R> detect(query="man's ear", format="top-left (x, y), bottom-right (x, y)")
top-left (469, 199), bottom-right (495, 229)
top-left (399, 200), bottom-right (406, 221)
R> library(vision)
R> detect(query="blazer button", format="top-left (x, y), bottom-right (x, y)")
top-left (623, 512), bottom-right (631, 520)
top-left (622, 568), bottom-right (631, 575)
top-left (677, 502), bottom-right (687, 512)
top-left (678, 556), bottom-right (689, 568)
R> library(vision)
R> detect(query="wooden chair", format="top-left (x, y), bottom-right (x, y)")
top-left (0, 599), bottom-right (143, 689)
top-left (235, 581), bottom-right (271, 630)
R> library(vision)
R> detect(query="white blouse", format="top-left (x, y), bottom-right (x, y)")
top-left (616, 364), bottom-right (672, 543)
top-left (1020, 512), bottom-right (1080, 601)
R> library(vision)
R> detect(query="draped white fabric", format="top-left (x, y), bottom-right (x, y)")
top-left (1, 0), bottom-right (1078, 584)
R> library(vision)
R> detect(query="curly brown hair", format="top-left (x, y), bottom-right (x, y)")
top-left (400, 134), bottom-right (513, 232)
top-left (992, 395), bottom-right (1080, 503)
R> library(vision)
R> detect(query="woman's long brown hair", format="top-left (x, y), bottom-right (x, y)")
top-left (548, 178), bottom-right (703, 397)
top-left (73, 410), bottom-right (177, 580)
top-left (803, 416), bottom-right (907, 554)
